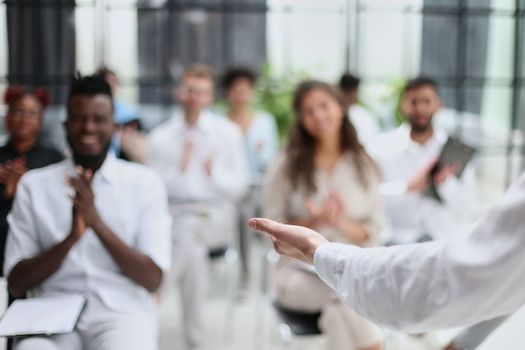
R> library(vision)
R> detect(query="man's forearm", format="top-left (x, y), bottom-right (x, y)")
top-left (91, 219), bottom-right (162, 292)
top-left (8, 234), bottom-right (79, 297)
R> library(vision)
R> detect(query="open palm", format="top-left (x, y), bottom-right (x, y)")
top-left (248, 218), bottom-right (328, 264)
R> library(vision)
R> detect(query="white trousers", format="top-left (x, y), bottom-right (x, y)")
top-left (169, 202), bottom-right (237, 349)
top-left (15, 294), bottom-right (158, 350)
top-left (276, 263), bottom-right (383, 350)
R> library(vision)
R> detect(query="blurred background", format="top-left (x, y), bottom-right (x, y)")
top-left (1, 0), bottom-right (525, 200)
top-left (1, 1), bottom-right (525, 349)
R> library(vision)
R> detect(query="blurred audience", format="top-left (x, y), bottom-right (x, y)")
top-left (0, 67), bottom-right (503, 350)
top-left (221, 67), bottom-right (278, 288)
top-left (339, 73), bottom-right (380, 144)
top-left (4, 75), bottom-right (171, 350)
top-left (367, 76), bottom-right (478, 245)
top-left (263, 80), bottom-right (384, 350)
top-left (147, 65), bottom-right (249, 349)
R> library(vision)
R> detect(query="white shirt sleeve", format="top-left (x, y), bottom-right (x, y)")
top-left (4, 176), bottom-right (41, 277)
top-left (313, 173), bottom-right (525, 332)
top-left (134, 170), bottom-right (172, 274)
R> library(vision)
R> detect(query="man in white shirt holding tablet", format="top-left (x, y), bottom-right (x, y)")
top-left (367, 77), bottom-right (478, 245)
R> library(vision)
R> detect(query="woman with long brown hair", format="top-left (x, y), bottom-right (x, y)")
top-left (263, 80), bottom-right (383, 350)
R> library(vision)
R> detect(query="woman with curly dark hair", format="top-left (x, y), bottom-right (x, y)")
top-left (263, 80), bottom-right (383, 350)
top-left (0, 86), bottom-right (64, 274)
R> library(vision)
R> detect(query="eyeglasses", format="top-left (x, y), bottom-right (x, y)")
top-left (10, 108), bottom-right (40, 120)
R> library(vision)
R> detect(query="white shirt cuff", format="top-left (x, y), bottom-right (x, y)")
top-left (436, 175), bottom-right (460, 201)
top-left (313, 242), bottom-right (362, 291)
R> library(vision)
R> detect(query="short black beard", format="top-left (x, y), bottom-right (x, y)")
top-left (71, 142), bottom-right (111, 173)
top-left (410, 123), bottom-right (432, 134)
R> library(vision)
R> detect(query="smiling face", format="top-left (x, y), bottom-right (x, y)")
top-left (298, 88), bottom-right (345, 141)
top-left (5, 95), bottom-right (43, 143)
top-left (65, 94), bottom-right (115, 159)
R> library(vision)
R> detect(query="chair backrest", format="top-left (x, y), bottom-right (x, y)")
top-left (272, 301), bottom-right (322, 336)
top-left (208, 246), bottom-right (229, 260)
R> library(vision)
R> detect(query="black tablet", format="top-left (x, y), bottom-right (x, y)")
top-left (435, 137), bottom-right (476, 178)
top-left (426, 137), bottom-right (476, 201)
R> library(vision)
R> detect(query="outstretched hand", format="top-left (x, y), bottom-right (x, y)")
top-left (248, 218), bottom-right (328, 264)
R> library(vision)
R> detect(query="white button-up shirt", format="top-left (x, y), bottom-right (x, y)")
top-left (349, 104), bottom-right (381, 145)
top-left (367, 124), bottom-right (478, 244)
top-left (4, 155), bottom-right (172, 313)
top-left (313, 172), bottom-right (525, 333)
top-left (147, 109), bottom-right (249, 203)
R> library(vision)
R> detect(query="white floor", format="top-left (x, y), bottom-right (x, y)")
top-left (1, 241), bottom-right (525, 350)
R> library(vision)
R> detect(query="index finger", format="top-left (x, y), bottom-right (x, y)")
top-left (248, 218), bottom-right (286, 240)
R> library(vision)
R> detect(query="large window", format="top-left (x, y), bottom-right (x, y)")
top-left (265, 0), bottom-right (524, 201)
top-left (1, 0), bottom-right (523, 201)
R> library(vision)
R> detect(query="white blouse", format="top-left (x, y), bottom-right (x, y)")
top-left (263, 153), bottom-right (383, 246)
